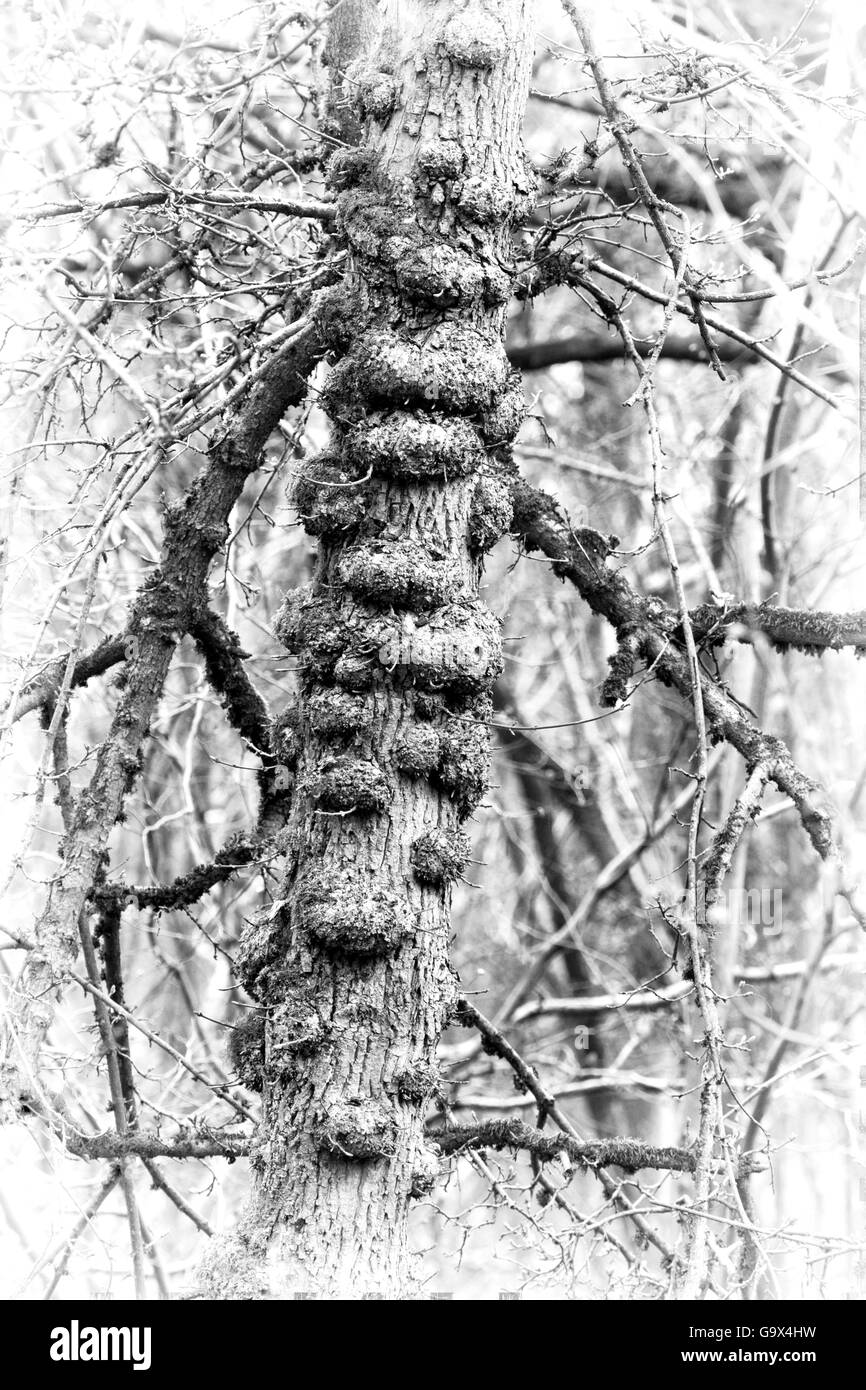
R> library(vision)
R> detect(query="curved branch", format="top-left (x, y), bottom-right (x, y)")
top-left (4, 636), bottom-right (125, 726)
top-left (508, 478), bottom-right (865, 924)
top-left (189, 607), bottom-right (272, 753)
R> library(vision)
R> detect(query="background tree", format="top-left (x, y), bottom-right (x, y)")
top-left (1, 0), bottom-right (864, 1300)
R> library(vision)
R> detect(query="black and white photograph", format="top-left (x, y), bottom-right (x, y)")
top-left (0, 0), bottom-right (864, 1332)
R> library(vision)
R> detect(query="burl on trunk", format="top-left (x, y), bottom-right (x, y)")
top-left (201, 0), bottom-right (535, 1298)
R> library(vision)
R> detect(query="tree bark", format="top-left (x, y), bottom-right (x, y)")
top-left (200, 0), bottom-right (535, 1299)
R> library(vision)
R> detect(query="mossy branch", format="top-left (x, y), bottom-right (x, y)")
top-left (430, 1117), bottom-right (761, 1178)
top-left (509, 478), bottom-right (865, 925)
top-left (92, 832), bottom-right (269, 912)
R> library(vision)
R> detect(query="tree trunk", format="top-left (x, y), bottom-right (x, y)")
top-left (199, 0), bottom-right (535, 1298)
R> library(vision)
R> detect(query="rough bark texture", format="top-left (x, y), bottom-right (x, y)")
top-left (200, 0), bottom-right (535, 1299)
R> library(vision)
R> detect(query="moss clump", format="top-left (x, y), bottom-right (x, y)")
top-left (411, 827), bottom-right (471, 886)
top-left (600, 627), bottom-right (640, 707)
top-left (296, 871), bottom-right (411, 956)
top-left (324, 325), bottom-right (510, 415)
top-left (308, 284), bottom-right (362, 355)
top-left (384, 237), bottom-right (508, 308)
top-left (354, 71), bottom-right (399, 121)
top-left (272, 583), bottom-right (313, 653)
top-left (394, 725), bottom-right (441, 776)
top-left (196, 1232), bottom-right (268, 1299)
top-left (226, 1011), bottom-right (266, 1091)
top-left (346, 411), bottom-right (485, 481)
top-left (307, 688), bottom-right (373, 738)
top-left (341, 208), bottom-right (510, 305)
top-left (375, 602), bottom-right (503, 698)
top-left (292, 453), bottom-right (369, 539)
top-left (339, 539), bottom-right (462, 611)
top-left (436, 712), bottom-right (491, 816)
top-left (409, 1160), bottom-right (440, 1199)
top-left (468, 471), bottom-right (513, 552)
top-left (233, 911), bottom-right (289, 996)
top-left (276, 596), bottom-right (350, 683)
top-left (325, 146), bottom-right (376, 192)
top-left (414, 691), bottom-right (446, 721)
top-left (417, 138), bottom-right (465, 182)
top-left (456, 173), bottom-right (515, 225)
top-left (396, 1060), bottom-right (442, 1103)
top-left (305, 756), bottom-right (391, 812)
top-left (314, 1098), bottom-right (398, 1160)
top-left (442, 10), bottom-right (507, 68)
top-left (333, 650), bottom-right (376, 691)
top-left (268, 997), bottom-right (322, 1065)
top-left (339, 189), bottom-right (408, 262)
top-left (480, 371), bottom-right (526, 445)
top-left (271, 703), bottom-right (299, 767)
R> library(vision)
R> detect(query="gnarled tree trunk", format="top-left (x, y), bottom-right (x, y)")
top-left (199, 0), bottom-right (535, 1298)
